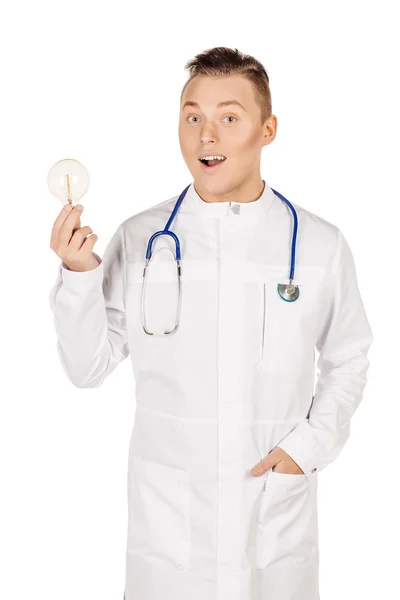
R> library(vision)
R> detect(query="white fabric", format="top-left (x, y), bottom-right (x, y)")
top-left (49, 180), bottom-right (373, 600)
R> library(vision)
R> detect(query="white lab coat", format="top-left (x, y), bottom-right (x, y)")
top-left (49, 180), bottom-right (373, 600)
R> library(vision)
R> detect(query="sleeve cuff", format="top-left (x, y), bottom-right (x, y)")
top-left (59, 252), bottom-right (103, 289)
top-left (276, 419), bottom-right (320, 479)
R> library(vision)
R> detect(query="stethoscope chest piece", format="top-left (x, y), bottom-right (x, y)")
top-left (277, 282), bottom-right (300, 302)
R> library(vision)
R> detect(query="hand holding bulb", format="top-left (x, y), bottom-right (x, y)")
top-left (48, 159), bottom-right (100, 272)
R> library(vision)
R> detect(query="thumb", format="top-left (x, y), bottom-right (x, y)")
top-left (250, 448), bottom-right (279, 477)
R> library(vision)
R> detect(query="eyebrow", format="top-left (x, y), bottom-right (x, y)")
top-left (181, 99), bottom-right (246, 111)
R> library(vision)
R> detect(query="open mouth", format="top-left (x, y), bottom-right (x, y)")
top-left (199, 156), bottom-right (227, 170)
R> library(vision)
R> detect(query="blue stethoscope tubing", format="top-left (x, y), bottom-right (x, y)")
top-left (143, 183), bottom-right (300, 303)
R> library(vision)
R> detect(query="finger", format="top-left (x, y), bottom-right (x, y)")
top-left (68, 226), bottom-right (94, 251)
top-left (50, 203), bottom-right (74, 248)
top-left (251, 449), bottom-right (279, 476)
top-left (79, 233), bottom-right (98, 255)
top-left (57, 205), bottom-right (84, 251)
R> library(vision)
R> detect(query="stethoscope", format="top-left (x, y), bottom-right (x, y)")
top-left (141, 184), bottom-right (300, 336)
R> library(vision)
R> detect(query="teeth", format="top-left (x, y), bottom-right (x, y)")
top-left (200, 155), bottom-right (226, 161)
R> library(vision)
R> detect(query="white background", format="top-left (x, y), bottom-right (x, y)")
top-left (0, 1), bottom-right (397, 598)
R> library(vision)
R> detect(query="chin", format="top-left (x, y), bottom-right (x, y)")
top-left (202, 180), bottom-right (240, 197)
top-left (195, 179), bottom-right (227, 194)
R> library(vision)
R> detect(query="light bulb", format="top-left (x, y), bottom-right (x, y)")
top-left (47, 158), bottom-right (90, 206)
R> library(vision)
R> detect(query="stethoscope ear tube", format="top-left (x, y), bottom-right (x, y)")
top-left (141, 246), bottom-right (182, 336)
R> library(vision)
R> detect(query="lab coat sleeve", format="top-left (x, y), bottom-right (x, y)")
top-left (276, 228), bottom-right (373, 477)
top-left (49, 223), bottom-right (129, 388)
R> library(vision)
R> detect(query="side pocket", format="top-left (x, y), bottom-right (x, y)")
top-left (256, 470), bottom-right (318, 570)
top-left (128, 455), bottom-right (191, 570)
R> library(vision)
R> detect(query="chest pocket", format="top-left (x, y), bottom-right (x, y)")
top-left (259, 265), bottom-right (326, 370)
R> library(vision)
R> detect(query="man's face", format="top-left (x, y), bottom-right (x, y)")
top-left (178, 74), bottom-right (276, 195)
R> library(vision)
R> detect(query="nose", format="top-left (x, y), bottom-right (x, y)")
top-left (200, 121), bottom-right (218, 144)
top-left (200, 135), bottom-right (215, 144)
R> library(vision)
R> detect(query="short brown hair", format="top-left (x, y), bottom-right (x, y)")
top-left (181, 46), bottom-right (272, 125)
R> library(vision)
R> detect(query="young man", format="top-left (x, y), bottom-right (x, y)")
top-left (49, 47), bottom-right (373, 600)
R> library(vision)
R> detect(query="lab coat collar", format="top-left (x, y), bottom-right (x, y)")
top-left (183, 179), bottom-right (276, 219)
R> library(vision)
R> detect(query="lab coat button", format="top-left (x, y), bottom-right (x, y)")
top-left (311, 468), bottom-right (317, 473)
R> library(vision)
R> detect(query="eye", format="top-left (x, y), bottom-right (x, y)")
top-left (187, 115), bottom-right (237, 124)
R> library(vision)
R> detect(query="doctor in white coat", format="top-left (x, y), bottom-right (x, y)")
top-left (49, 46), bottom-right (373, 600)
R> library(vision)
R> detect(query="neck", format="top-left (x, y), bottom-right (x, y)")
top-left (194, 175), bottom-right (265, 204)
